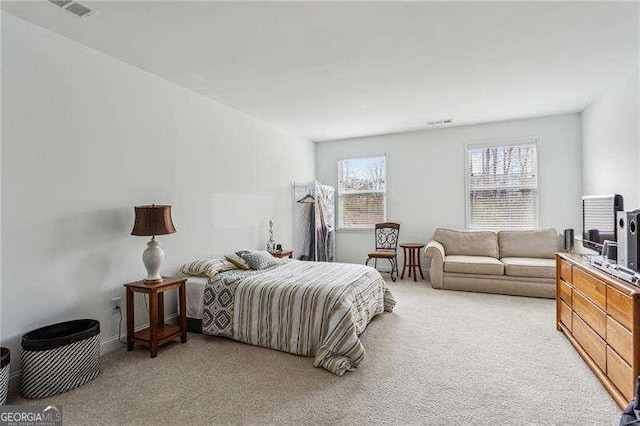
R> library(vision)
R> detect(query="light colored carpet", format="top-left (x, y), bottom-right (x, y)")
top-left (8, 280), bottom-right (621, 425)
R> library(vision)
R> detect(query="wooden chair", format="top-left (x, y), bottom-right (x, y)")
top-left (365, 223), bottom-right (400, 281)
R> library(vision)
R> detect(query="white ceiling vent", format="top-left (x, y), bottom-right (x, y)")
top-left (427, 118), bottom-right (452, 126)
top-left (47, 0), bottom-right (97, 19)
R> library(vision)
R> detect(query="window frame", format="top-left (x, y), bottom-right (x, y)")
top-left (336, 153), bottom-right (388, 231)
top-left (464, 137), bottom-right (540, 231)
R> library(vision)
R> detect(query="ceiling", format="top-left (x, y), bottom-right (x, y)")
top-left (2, 1), bottom-right (638, 141)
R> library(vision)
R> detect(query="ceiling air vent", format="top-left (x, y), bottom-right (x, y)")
top-left (49, 0), bottom-right (73, 7)
top-left (47, 0), bottom-right (97, 19)
top-left (427, 118), bottom-right (453, 126)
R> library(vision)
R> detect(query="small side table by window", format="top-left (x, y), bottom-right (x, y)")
top-left (269, 250), bottom-right (293, 259)
top-left (400, 243), bottom-right (426, 282)
top-left (124, 276), bottom-right (187, 358)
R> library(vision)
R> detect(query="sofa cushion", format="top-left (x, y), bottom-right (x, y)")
top-left (433, 228), bottom-right (499, 258)
top-left (498, 228), bottom-right (557, 259)
top-left (444, 255), bottom-right (504, 275)
top-left (501, 257), bottom-right (556, 278)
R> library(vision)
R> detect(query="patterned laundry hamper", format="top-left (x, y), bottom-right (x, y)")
top-left (21, 319), bottom-right (100, 399)
top-left (0, 347), bottom-right (9, 405)
top-left (620, 376), bottom-right (640, 425)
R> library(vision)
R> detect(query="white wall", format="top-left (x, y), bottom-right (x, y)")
top-left (581, 74), bottom-right (640, 209)
top-left (0, 13), bottom-right (315, 372)
top-left (316, 114), bottom-right (582, 265)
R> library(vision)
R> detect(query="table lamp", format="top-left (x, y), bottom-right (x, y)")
top-left (131, 204), bottom-right (176, 283)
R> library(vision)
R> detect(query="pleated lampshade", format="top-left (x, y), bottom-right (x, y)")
top-left (131, 205), bottom-right (176, 237)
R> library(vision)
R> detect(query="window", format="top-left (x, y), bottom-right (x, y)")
top-left (466, 140), bottom-right (538, 230)
top-left (338, 155), bottom-right (386, 229)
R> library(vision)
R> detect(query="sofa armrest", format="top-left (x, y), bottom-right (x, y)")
top-left (425, 240), bottom-right (445, 288)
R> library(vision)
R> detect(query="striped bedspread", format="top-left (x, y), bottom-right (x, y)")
top-left (201, 261), bottom-right (395, 375)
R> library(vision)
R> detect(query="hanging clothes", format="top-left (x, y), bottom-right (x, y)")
top-left (293, 180), bottom-right (335, 262)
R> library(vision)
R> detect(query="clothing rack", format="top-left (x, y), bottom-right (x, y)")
top-left (292, 180), bottom-right (335, 262)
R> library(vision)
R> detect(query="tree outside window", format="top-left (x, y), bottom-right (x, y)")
top-left (467, 142), bottom-right (538, 230)
top-left (338, 156), bottom-right (386, 228)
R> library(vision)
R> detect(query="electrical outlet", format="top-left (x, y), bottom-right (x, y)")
top-left (111, 297), bottom-right (122, 314)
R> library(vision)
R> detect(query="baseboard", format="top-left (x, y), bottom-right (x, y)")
top-left (100, 313), bottom-right (178, 353)
top-left (6, 312), bottom-right (179, 395)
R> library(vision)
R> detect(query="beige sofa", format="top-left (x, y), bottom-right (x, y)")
top-left (425, 228), bottom-right (558, 298)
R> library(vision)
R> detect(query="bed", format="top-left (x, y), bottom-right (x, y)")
top-left (184, 260), bottom-right (395, 376)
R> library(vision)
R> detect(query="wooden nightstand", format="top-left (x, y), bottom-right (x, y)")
top-left (269, 250), bottom-right (293, 259)
top-left (124, 276), bottom-right (187, 358)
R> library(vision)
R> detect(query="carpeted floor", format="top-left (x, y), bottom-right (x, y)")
top-left (8, 280), bottom-right (621, 425)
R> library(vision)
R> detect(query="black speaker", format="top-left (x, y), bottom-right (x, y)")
top-left (563, 229), bottom-right (574, 252)
top-left (617, 211), bottom-right (628, 268)
top-left (627, 210), bottom-right (640, 272)
top-left (602, 240), bottom-right (617, 262)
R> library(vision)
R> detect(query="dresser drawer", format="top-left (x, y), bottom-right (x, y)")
top-left (573, 267), bottom-right (606, 310)
top-left (607, 347), bottom-right (635, 401)
top-left (559, 280), bottom-right (572, 305)
top-left (560, 259), bottom-right (572, 282)
top-left (607, 316), bottom-right (633, 365)
top-left (559, 300), bottom-right (572, 331)
top-left (607, 286), bottom-right (633, 331)
top-left (573, 313), bottom-right (606, 371)
top-left (573, 290), bottom-right (606, 338)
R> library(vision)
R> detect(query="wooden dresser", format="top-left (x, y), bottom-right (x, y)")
top-left (556, 253), bottom-right (640, 408)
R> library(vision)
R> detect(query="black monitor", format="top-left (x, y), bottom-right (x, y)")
top-left (582, 194), bottom-right (624, 253)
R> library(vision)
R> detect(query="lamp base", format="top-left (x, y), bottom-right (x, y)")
top-left (142, 236), bottom-right (165, 283)
top-left (144, 277), bottom-right (164, 284)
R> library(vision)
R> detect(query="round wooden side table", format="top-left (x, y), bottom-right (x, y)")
top-left (400, 243), bottom-right (426, 282)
